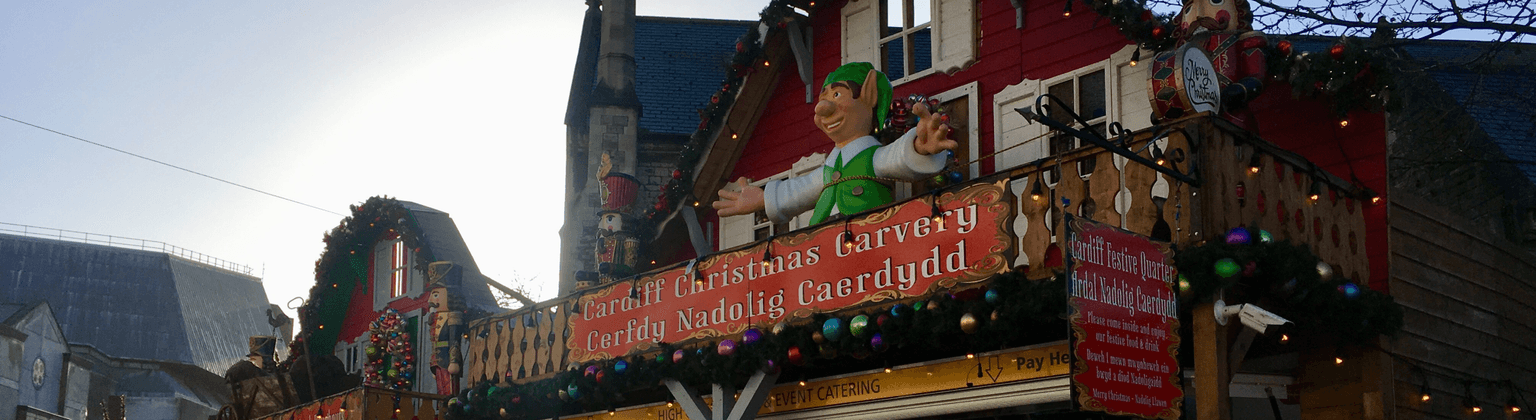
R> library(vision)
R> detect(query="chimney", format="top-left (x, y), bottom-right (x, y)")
top-left (593, 0), bottom-right (640, 107)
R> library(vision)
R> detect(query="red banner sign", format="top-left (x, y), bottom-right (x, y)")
top-left (1065, 215), bottom-right (1182, 420)
top-left (566, 181), bottom-right (1014, 362)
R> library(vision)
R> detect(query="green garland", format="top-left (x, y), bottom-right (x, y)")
top-left (1173, 230), bottom-right (1403, 346)
top-left (301, 196), bottom-right (437, 356)
top-left (445, 271), bottom-right (1069, 420)
top-left (1074, 0), bottom-right (1400, 117)
top-left (633, 0), bottom-right (809, 244)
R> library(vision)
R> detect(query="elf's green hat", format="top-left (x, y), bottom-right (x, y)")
top-left (822, 62), bottom-right (892, 130)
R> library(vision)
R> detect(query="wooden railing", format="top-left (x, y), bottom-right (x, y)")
top-left (464, 301), bottom-right (573, 385)
top-left (465, 115), bottom-right (1370, 385)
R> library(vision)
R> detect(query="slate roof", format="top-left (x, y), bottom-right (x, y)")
top-left (1399, 42), bottom-right (1536, 184)
top-left (0, 233), bottom-right (275, 374)
top-left (398, 201), bottom-right (500, 313)
top-left (1286, 38), bottom-right (1536, 184)
top-left (633, 17), bottom-right (755, 136)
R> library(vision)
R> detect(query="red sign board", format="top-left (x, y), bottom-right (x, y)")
top-left (566, 181), bottom-right (1014, 362)
top-left (1065, 215), bottom-right (1182, 419)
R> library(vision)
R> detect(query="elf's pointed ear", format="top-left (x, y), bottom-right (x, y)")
top-left (859, 70), bottom-right (880, 108)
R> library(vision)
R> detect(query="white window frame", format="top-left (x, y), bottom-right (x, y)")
top-left (895, 81), bottom-right (981, 200)
top-left (880, 0), bottom-right (935, 83)
top-left (373, 239), bottom-right (424, 310)
top-left (992, 45), bottom-right (1147, 171)
top-left (842, 0), bottom-right (976, 86)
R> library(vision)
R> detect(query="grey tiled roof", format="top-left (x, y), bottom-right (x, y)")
top-left (633, 17), bottom-right (754, 136)
top-left (1401, 42), bottom-right (1536, 184)
top-left (0, 234), bottom-right (274, 373)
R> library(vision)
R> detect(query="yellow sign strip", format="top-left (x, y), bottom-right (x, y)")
top-left (576, 342), bottom-right (1069, 420)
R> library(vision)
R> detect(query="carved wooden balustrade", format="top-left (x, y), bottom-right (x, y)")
top-left (463, 115), bottom-right (1371, 385)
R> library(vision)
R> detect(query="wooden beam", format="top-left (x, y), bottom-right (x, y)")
top-left (690, 34), bottom-right (791, 203)
top-left (1194, 301), bottom-right (1231, 420)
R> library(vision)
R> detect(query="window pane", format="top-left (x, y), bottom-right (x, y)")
top-left (1047, 81), bottom-right (1075, 125)
top-left (883, 36), bottom-right (906, 80)
top-left (912, 0), bottom-right (931, 27)
top-left (912, 27), bottom-right (932, 74)
top-left (886, 0), bottom-right (902, 29)
top-left (1079, 70), bottom-right (1107, 119)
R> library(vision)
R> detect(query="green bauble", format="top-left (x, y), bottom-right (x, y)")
top-left (849, 315), bottom-right (870, 338)
top-left (1214, 258), bottom-right (1241, 278)
top-left (1258, 230), bottom-right (1274, 243)
top-left (366, 347), bottom-right (377, 355)
top-left (387, 369), bottom-right (398, 377)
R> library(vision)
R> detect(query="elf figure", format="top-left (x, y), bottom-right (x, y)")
top-left (1173, 0), bottom-right (1268, 130)
top-left (713, 62), bottom-right (956, 225)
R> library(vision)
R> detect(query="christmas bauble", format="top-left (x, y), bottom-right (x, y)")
top-left (787, 347), bottom-right (804, 365)
top-left (1243, 261), bottom-right (1258, 277)
top-left (811, 331), bottom-right (825, 344)
top-left (1316, 261), bottom-right (1334, 281)
top-left (912, 301), bottom-right (925, 311)
top-left (567, 383), bottom-right (582, 400)
top-left (1214, 258), bottom-right (1241, 278)
top-left (743, 328), bottom-right (762, 345)
top-left (558, 389), bottom-right (569, 401)
top-left (1329, 44), bottom-right (1345, 60)
top-left (772, 321), bottom-right (789, 335)
top-left (890, 304), bottom-right (906, 317)
top-left (926, 300), bottom-right (940, 311)
top-left (718, 340), bottom-right (737, 356)
top-left (1258, 230), bottom-right (1274, 243)
top-left (991, 309), bottom-right (1000, 322)
top-left (818, 344), bottom-right (838, 359)
top-left (960, 313), bottom-right (980, 334)
top-left (655, 353), bottom-right (667, 363)
top-left (1225, 227), bottom-right (1251, 244)
top-left (584, 365), bottom-right (598, 377)
top-left (822, 318), bottom-right (846, 342)
top-left (595, 370), bottom-right (607, 384)
top-left (672, 350), bottom-right (686, 363)
top-left (870, 333), bottom-right (888, 352)
top-left (984, 289), bottom-right (1000, 304)
top-left (614, 360), bottom-right (628, 374)
top-left (876, 314), bottom-right (892, 327)
top-left (849, 315), bottom-right (870, 338)
top-left (1276, 40), bottom-right (1293, 56)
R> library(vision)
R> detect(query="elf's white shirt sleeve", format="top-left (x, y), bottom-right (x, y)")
top-left (873, 128), bottom-right (948, 179)
top-left (763, 175), bottom-right (821, 224)
top-left (762, 129), bottom-right (946, 224)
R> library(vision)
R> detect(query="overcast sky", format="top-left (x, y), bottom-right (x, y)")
top-left (0, 0), bottom-right (767, 320)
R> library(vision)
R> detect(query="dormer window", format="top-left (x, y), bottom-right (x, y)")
top-left (374, 237), bottom-right (422, 309)
top-left (390, 240), bottom-right (408, 298)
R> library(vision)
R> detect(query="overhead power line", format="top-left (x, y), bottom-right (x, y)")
top-left (0, 114), bottom-right (345, 217)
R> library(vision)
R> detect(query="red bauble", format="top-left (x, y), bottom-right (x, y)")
top-left (1276, 40), bottom-right (1293, 57)
top-left (654, 201), bottom-right (666, 211)
top-left (672, 169), bottom-right (683, 179)
top-left (787, 347), bottom-right (804, 365)
top-left (1330, 44), bottom-right (1345, 60)
top-left (1151, 26), bottom-right (1165, 38)
top-left (735, 42), bottom-right (745, 53)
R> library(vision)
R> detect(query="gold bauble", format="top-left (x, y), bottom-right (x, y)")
top-left (811, 331), bottom-right (826, 344)
top-left (772, 321), bottom-right (789, 335)
top-left (960, 313), bottom-right (980, 334)
top-left (990, 310), bottom-right (1000, 322)
top-left (1316, 261), bottom-right (1334, 281)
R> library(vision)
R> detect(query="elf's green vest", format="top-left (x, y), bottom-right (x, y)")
top-left (811, 146), bottom-right (893, 225)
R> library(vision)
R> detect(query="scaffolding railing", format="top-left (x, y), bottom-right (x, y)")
top-left (0, 222), bottom-right (257, 277)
